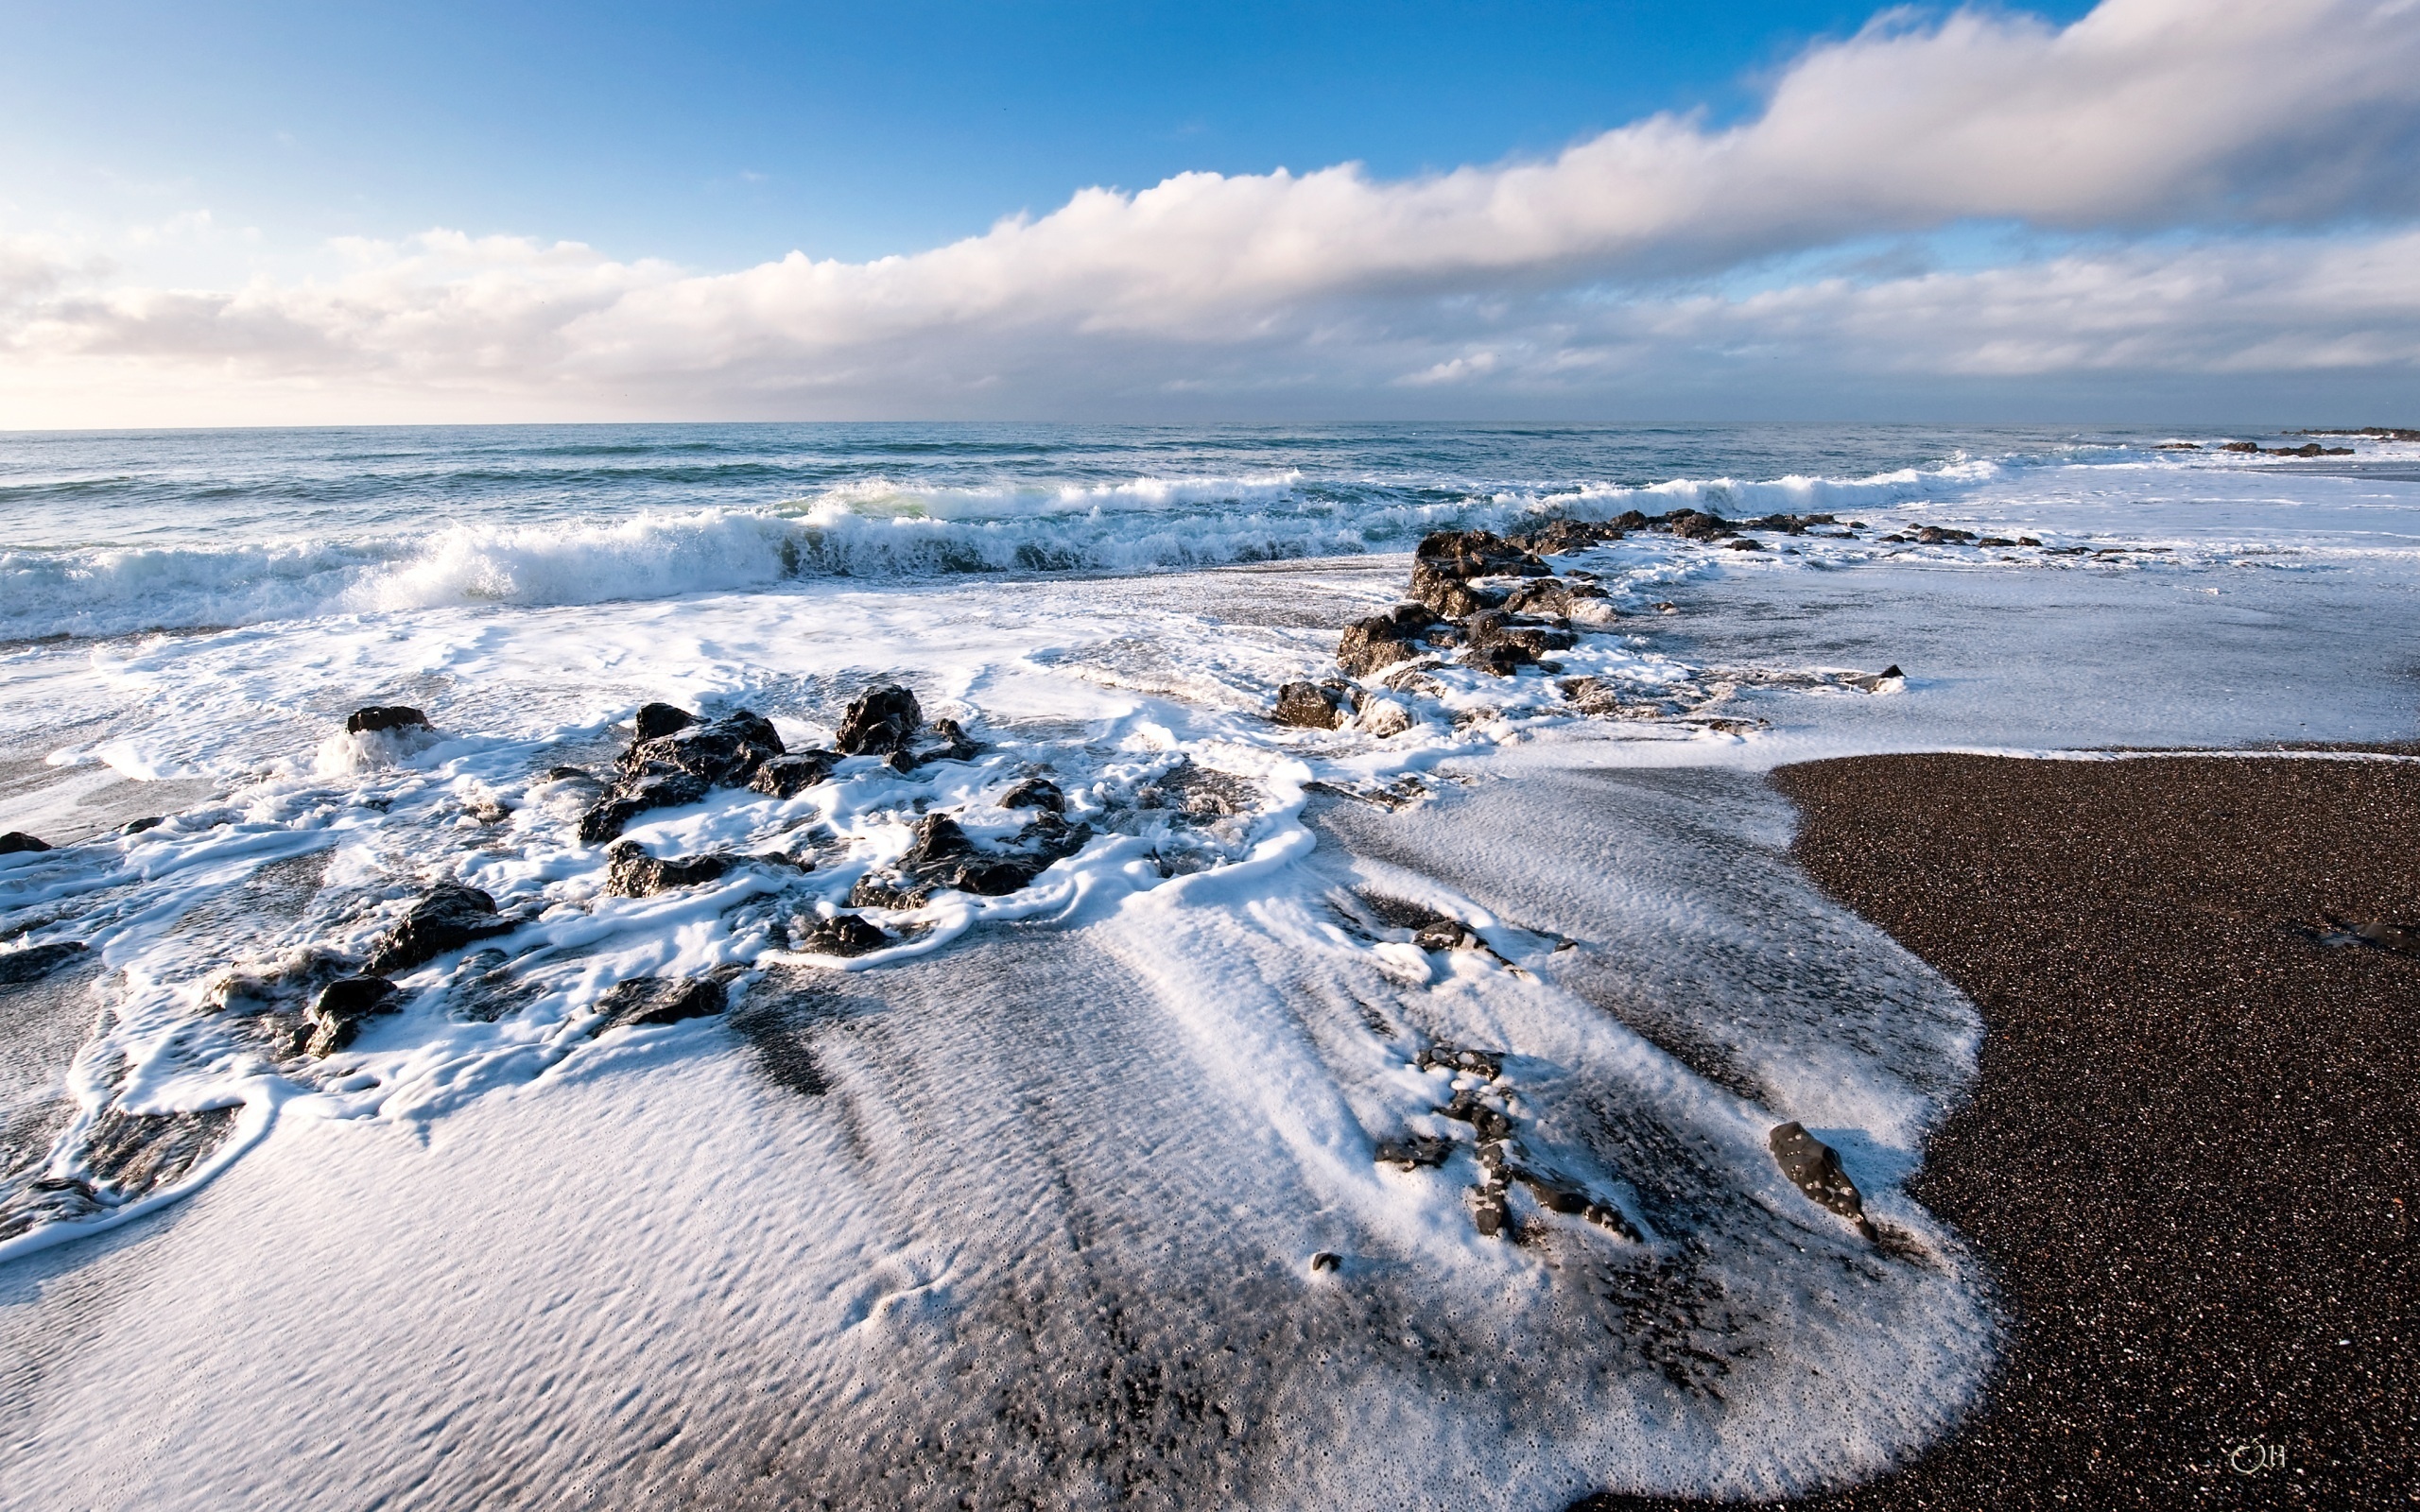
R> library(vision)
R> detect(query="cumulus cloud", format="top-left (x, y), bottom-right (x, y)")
top-left (4, 0), bottom-right (2419, 422)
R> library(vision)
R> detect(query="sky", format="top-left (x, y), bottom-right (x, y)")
top-left (2, 0), bottom-right (2416, 427)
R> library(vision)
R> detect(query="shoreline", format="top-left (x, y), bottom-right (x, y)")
top-left (1581, 752), bottom-right (2417, 1508)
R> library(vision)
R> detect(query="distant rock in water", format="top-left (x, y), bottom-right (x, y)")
top-left (305, 975), bottom-right (401, 1057)
top-left (606, 842), bottom-right (732, 898)
top-left (364, 885), bottom-right (515, 974)
top-left (1272, 681), bottom-right (1349, 730)
top-left (345, 706), bottom-right (430, 735)
top-left (598, 974), bottom-right (731, 1027)
top-left (0, 832), bottom-right (55, 855)
top-left (0, 940), bottom-right (88, 985)
top-left (835, 683), bottom-right (923, 755)
top-left (1768, 1120), bottom-right (1879, 1241)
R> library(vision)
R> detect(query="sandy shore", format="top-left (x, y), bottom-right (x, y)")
top-left (1582, 752), bottom-right (2418, 1508)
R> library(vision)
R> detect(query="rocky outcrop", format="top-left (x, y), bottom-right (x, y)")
top-left (1272, 681), bottom-right (1351, 730)
top-left (304, 975), bottom-right (400, 1056)
top-left (597, 973), bottom-right (731, 1028)
top-left (0, 832), bottom-right (54, 855)
top-left (1768, 1120), bottom-right (1879, 1241)
top-left (835, 684), bottom-right (922, 755)
top-left (1415, 529), bottom-right (1548, 579)
top-left (345, 706), bottom-right (429, 734)
top-left (605, 842), bottom-right (732, 898)
top-left (363, 884), bottom-right (516, 974)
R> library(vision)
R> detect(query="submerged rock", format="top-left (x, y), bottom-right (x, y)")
top-left (605, 842), bottom-right (733, 898)
top-left (0, 940), bottom-right (88, 985)
top-left (1768, 1120), bottom-right (1880, 1241)
top-left (364, 885), bottom-right (515, 974)
top-left (835, 683), bottom-right (923, 755)
top-left (0, 831), bottom-right (54, 855)
top-left (304, 975), bottom-right (401, 1057)
top-left (345, 706), bottom-right (429, 735)
top-left (1272, 681), bottom-right (1350, 730)
top-left (597, 974), bottom-right (731, 1027)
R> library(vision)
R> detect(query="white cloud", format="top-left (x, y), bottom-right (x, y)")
top-left (4, 0), bottom-right (2419, 424)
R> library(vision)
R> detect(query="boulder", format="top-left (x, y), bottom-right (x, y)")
top-left (1355, 698), bottom-right (1414, 738)
top-left (0, 832), bottom-right (53, 855)
top-left (0, 940), bottom-right (88, 985)
top-left (1499, 577), bottom-right (1606, 620)
top-left (597, 974), bottom-right (730, 1028)
top-left (1509, 518), bottom-right (1619, 556)
top-left (618, 709), bottom-right (785, 787)
top-left (1414, 529), bottom-right (1547, 579)
top-left (1001, 776), bottom-right (1064, 814)
top-left (1272, 681), bottom-right (1349, 730)
top-left (578, 770), bottom-right (712, 843)
top-left (605, 842), bottom-right (732, 898)
top-left (1337, 604), bottom-right (1435, 678)
top-left (1914, 525), bottom-right (1977, 544)
top-left (363, 884), bottom-right (516, 974)
top-left (1725, 539), bottom-right (1764, 551)
top-left (1768, 1120), bottom-right (1880, 1241)
top-left (911, 717), bottom-right (982, 765)
top-left (1657, 509), bottom-right (1735, 541)
top-left (852, 810), bottom-right (1088, 907)
top-left (1409, 559), bottom-right (1503, 619)
top-left (633, 701), bottom-right (696, 740)
top-left (835, 683), bottom-right (923, 755)
top-left (750, 750), bottom-right (838, 799)
top-left (345, 706), bottom-right (429, 735)
top-left (800, 914), bottom-right (892, 955)
top-left (1415, 1042), bottom-right (1504, 1080)
top-left (304, 975), bottom-right (401, 1057)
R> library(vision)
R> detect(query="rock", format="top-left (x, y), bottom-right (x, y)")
top-left (345, 706), bottom-right (429, 735)
top-left (1409, 558), bottom-right (1504, 619)
top-left (1725, 538), bottom-right (1764, 551)
top-left (1914, 525), bottom-right (1977, 544)
top-left (632, 701), bottom-right (696, 740)
top-left (597, 974), bottom-right (730, 1028)
top-left (578, 770), bottom-right (711, 843)
top-left (304, 975), bottom-right (401, 1057)
top-left (1462, 643), bottom-right (1534, 677)
top-left (1273, 680), bottom-right (1350, 730)
top-left (1355, 697), bottom-right (1414, 738)
top-left (1, 832), bottom-right (54, 854)
top-left (2221, 441), bottom-right (2260, 453)
top-left (1499, 577), bottom-right (1607, 620)
top-left (1470, 1186), bottom-right (1511, 1237)
top-left (1768, 1120), bottom-right (1879, 1241)
top-left (1337, 603), bottom-right (1436, 678)
top-left (1001, 776), bottom-right (1064, 813)
top-left (1374, 1133), bottom-right (1456, 1169)
top-left (2017, 536), bottom-right (2042, 546)
top-left (1415, 1042), bottom-right (1504, 1079)
top-left (363, 884), bottom-right (515, 974)
top-left (1657, 508), bottom-right (1735, 541)
top-left (605, 842), bottom-right (732, 898)
top-left (2157, 441), bottom-right (2201, 450)
top-left (916, 717), bottom-right (981, 765)
top-left (1414, 529), bottom-right (1548, 579)
top-left (1309, 1250), bottom-right (1341, 1273)
top-left (800, 914), bottom-right (891, 955)
top-left (750, 750), bottom-right (838, 798)
top-left (852, 812), bottom-right (1078, 907)
top-left (835, 683), bottom-right (923, 755)
top-left (1978, 537), bottom-right (2015, 547)
top-left (120, 816), bottom-right (165, 834)
top-left (0, 940), bottom-right (89, 985)
top-left (1510, 518), bottom-right (1620, 556)
top-left (1443, 1089), bottom-right (1513, 1143)
top-left (618, 709), bottom-right (786, 787)
top-left (1414, 919), bottom-right (1485, 952)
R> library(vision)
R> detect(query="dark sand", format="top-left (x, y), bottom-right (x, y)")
top-left (1579, 754), bottom-right (2417, 1510)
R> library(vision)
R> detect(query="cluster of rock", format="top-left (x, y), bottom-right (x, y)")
top-left (2214, 441), bottom-right (2356, 457)
top-left (1377, 1038), bottom-right (1641, 1242)
top-left (846, 796), bottom-right (1088, 909)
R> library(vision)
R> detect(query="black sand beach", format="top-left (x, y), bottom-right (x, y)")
top-left (1584, 752), bottom-right (2419, 1508)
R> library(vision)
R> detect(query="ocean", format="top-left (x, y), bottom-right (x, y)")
top-left (3, 421), bottom-right (2416, 1507)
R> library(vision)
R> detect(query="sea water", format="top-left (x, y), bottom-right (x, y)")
top-left (2, 422), bottom-right (2416, 1507)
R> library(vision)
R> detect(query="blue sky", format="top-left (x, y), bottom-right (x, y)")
top-left (1, 0), bottom-right (2412, 425)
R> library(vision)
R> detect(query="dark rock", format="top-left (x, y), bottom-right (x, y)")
top-left (345, 706), bottom-right (430, 735)
top-left (1610, 509), bottom-right (1650, 531)
top-left (1337, 603), bottom-right (1436, 677)
top-left (633, 701), bottom-right (696, 740)
top-left (2017, 536), bottom-right (2042, 546)
top-left (1409, 558), bottom-right (1504, 619)
top-left (1415, 1042), bottom-right (1504, 1080)
top-left (1914, 525), bottom-right (1978, 544)
top-left (1499, 577), bottom-right (1606, 619)
top-left (1510, 518), bottom-right (1620, 556)
top-left (1414, 529), bottom-right (1548, 580)
top-left (363, 884), bottom-right (515, 974)
top-left (750, 750), bottom-right (838, 798)
top-left (605, 842), bottom-right (732, 898)
top-left (1725, 538), bottom-right (1764, 551)
top-left (1001, 776), bottom-right (1064, 814)
top-left (1309, 1250), bottom-right (1341, 1273)
top-left (1466, 609), bottom-right (1572, 660)
top-left (578, 770), bottom-right (711, 843)
top-left (619, 709), bottom-right (785, 787)
top-left (1769, 1120), bottom-right (1879, 1241)
top-left (2221, 440), bottom-right (2261, 453)
top-left (801, 913), bottom-right (892, 955)
top-left (1374, 1133), bottom-right (1457, 1169)
top-left (1462, 643), bottom-right (1535, 678)
top-left (1272, 681), bottom-right (1349, 730)
top-left (1978, 537), bottom-right (2016, 547)
top-left (0, 940), bottom-right (89, 985)
top-left (0, 832), bottom-right (53, 855)
top-left (2157, 441), bottom-right (2202, 450)
top-left (1656, 508), bottom-right (1735, 541)
top-left (852, 811), bottom-right (1083, 906)
top-left (914, 717), bottom-right (982, 765)
top-left (1413, 919), bottom-right (1484, 952)
top-left (1470, 1187), bottom-right (1511, 1237)
top-left (1443, 1089), bottom-right (1512, 1143)
top-left (304, 975), bottom-right (401, 1057)
top-left (835, 683), bottom-right (923, 755)
top-left (121, 816), bottom-right (165, 835)
top-left (597, 974), bottom-right (730, 1028)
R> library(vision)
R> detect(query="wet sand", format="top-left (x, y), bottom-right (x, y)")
top-left (1580, 752), bottom-right (2419, 1508)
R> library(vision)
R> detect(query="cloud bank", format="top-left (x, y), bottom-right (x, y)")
top-left (6, 0), bottom-right (2420, 425)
